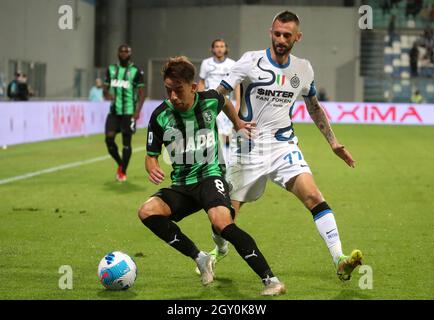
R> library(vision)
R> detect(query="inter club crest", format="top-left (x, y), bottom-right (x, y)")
top-left (290, 75), bottom-right (300, 88)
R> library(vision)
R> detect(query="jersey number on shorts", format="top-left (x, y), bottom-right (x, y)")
top-left (284, 150), bottom-right (303, 165)
top-left (214, 179), bottom-right (226, 196)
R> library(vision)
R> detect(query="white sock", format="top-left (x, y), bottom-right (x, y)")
top-left (195, 251), bottom-right (207, 262)
top-left (212, 231), bottom-right (228, 253)
top-left (263, 275), bottom-right (280, 285)
top-left (314, 211), bottom-right (343, 265)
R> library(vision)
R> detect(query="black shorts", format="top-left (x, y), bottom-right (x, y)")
top-left (152, 176), bottom-right (234, 222)
top-left (105, 114), bottom-right (136, 135)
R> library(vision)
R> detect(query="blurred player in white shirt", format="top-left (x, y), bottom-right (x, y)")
top-left (198, 39), bottom-right (240, 166)
top-left (207, 11), bottom-right (363, 286)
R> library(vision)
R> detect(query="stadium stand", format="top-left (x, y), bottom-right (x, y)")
top-left (362, 0), bottom-right (434, 103)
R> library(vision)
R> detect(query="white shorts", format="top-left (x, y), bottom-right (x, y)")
top-left (227, 142), bottom-right (312, 202)
top-left (216, 113), bottom-right (233, 136)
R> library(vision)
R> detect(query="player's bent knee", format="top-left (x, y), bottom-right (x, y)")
top-left (105, 136), bottom-right (115, 146)
top-left (138, 197), bottom-right (169, 221)
top-left (105, 131), bottom-right (116, 139)
top-left (208, 206), bottom-right (233, 233)
top-left (304, 192), bottom-right (324, 210)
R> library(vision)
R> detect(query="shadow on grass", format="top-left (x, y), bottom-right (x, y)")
top-left (159, 277), bottom-right (255, 300)
top-left (97, 289), bottom-right (138, 300)
top-left (103, 181), bottom-right (144, 194)
top-left (331, 288), bottom-right (372, 300)
top-left (212, 277), bottom-right (259, 300)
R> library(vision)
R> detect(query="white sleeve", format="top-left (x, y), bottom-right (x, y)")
top-left (199, 60), bottom-right (208, 80)
top-left (220, 52), bottom-right (252, 92)
top-left (301, 61), bottom-right (317, 97)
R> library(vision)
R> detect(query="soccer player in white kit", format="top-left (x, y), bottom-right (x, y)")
top-left (210, 11), bottom-right (363, 284)
top-left (198, 39), bottom-right (240, 165)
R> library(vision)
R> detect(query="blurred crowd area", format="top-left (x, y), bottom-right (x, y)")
top-left (0, 0), bottom-right (432, 103)
top-left (363, 0), bottom-right (434, 103)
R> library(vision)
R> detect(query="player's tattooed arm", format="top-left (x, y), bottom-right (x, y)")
top-left (304, 95), bottom-right (355, 168)
top-left (304, 95), bottom-right (336, 145)
top-left (145, 155), bottom-right (165, 185)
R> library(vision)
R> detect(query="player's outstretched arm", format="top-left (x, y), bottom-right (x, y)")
top-left (145, 155), bottom-right (165, 185)
top-left (304, 95), bottom-right (355, 168)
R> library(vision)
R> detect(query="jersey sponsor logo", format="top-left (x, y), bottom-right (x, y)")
top-left (290, 75), bottom-right (300, 88)
top-left (257, 88), bottom-right (294, 98)
top-left (256, 88), bottom-right (295, 105)
top-left (164, 127), bottom-right (217, 164)
top-left (185, 131), bottom-right (216, 153)
top-left (110, 79), bottom-right (131, 89)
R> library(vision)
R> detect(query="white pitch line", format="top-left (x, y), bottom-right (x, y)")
top-left (0, 146), bottom-right (147, 186)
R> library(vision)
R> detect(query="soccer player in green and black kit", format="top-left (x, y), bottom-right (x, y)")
top-left (137, 56), bottom-right (285, 296)
top-left (103, 44), bottom-right (146, 182)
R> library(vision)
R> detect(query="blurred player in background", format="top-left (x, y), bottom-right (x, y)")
top-left (211, 10), bottom-right (363, 281)
top-left (89, 78), bottom-right (104, 102)
top-left (138, 56), bottom-right (285, 295)
top-left (198, 39), bottom-right (240, 165)
top-left (7, 72), bottom-right (29, 101)
top-left (103, 44), bottom-right (146, 182)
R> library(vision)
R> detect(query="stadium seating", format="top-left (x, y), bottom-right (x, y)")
top-left (368, 0), bottom-right (434, 29)
top-left (362, 0), bottom-right (434, 103)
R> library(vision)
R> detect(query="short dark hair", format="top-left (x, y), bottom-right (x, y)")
top-left (162, 56), bottom-right (196, 83)
top-left (272, 10), bottom-right (300, 26)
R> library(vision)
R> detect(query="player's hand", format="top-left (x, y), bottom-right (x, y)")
top-left (133, 111), bottom-right (140, 120)
top-left (148, 167), bottom-right (165, 185)
top-left (331, 143), bottom-right (355, 168)
top-left (235, 120), bottom-right (257, 140)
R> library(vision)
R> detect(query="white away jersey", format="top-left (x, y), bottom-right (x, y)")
top-left (221, 48), bottom-right (316, 145)
top-left (199, 57), bottom-right (236, 90)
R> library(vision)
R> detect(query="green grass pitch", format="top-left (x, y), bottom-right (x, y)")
top-left (1, 123), bottom-right (433, 300)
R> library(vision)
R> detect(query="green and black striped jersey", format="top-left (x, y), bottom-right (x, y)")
top-left (104, 63), bottom-right (145, 115)
top-left (147, 90), bottom-right (227, 186)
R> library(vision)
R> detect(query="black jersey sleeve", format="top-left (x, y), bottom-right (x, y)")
top-left (146, 112), bottom-right (164, 156)
top-left (203, 89), bottom-right (226, 113)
